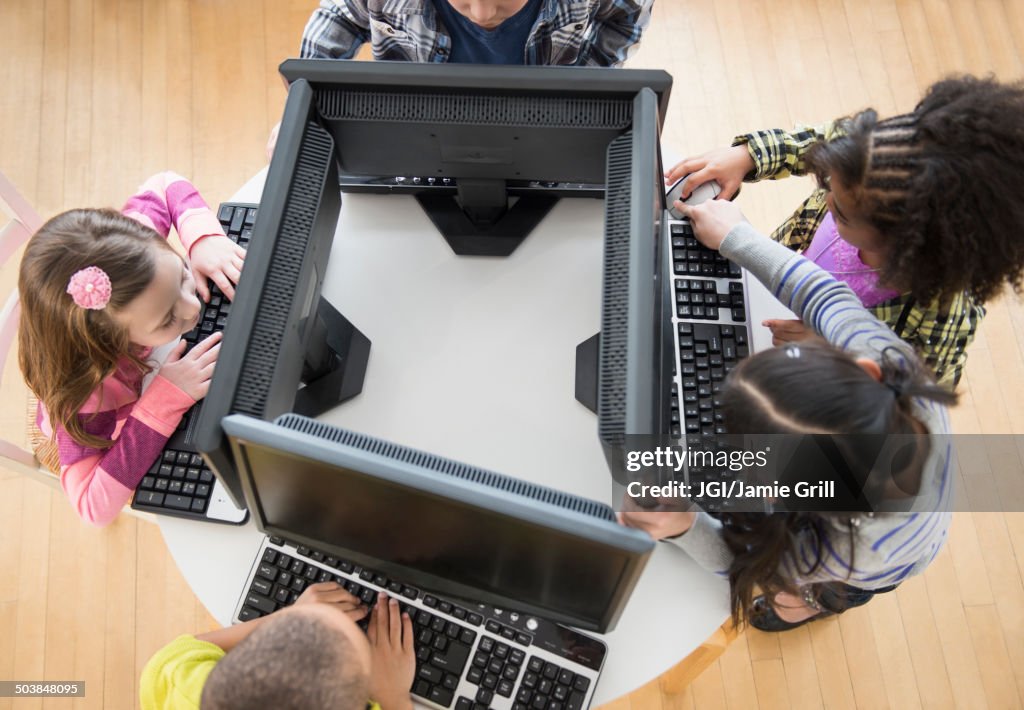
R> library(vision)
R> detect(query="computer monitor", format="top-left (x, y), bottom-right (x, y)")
top-left (278, 60), bottom-right (672, 256)
top-left (586, 88), bottom-right (672, 478)
top-left (195, 78), bottom-right (372, 507)
top-left (223, 412), bottom-right (655, 632)
top-left (197, 64), bottom-right (674, 507)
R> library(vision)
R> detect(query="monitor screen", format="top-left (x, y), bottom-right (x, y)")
top-left (225, 413), bottom-right (654, 632)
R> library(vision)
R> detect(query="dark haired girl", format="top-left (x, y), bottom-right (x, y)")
top-left (620, 199), bottom-right (955, 631)
top-left (665, 75), bottom-right (1024, 389)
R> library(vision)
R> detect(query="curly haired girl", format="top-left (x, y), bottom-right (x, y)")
top-left (666, 75), bottom-right (1024, 388)
top-left (19, 173), bottom-right (245, 525)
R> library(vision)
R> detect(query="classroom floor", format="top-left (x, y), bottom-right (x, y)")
top-left (2, 0), bottom-right (1023, 708)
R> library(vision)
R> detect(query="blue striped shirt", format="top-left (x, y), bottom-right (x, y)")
top-left (672, 223), bottom-right (953, 590)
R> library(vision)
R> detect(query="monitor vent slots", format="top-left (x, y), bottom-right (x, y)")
top-left (596, 131), bottom-right (634, 448)
top-left (315, 89), bottom-right (633, 129)
top-left (234, 121), bottom-right (334, 417)
top-left (276, 414), bottom-right (616, 522)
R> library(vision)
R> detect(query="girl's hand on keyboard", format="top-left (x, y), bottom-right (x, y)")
top-left (665, 145), bottom-right (753, 200)
top-left (296, 582), bottom-right (370, 621)
top-left (159, 331), bottom-right (222, 401)
top-left (368, 595), bottom-right (416, 710)
top-left (678, 199), bottom-right (749, 251)
top-left (764, 319), bottom-right (816, 346)
top-left (189, 234), bottom-right (246, 301)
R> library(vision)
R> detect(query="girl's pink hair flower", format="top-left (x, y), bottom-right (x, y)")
top-left (66, 266), bottom-right (112, 310)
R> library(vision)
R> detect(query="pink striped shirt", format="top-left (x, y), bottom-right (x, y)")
top-left (40, 172), bottom-right (226, 526)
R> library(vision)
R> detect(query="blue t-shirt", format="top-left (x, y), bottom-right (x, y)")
top-left (432, 0), bottom-right (543, 64)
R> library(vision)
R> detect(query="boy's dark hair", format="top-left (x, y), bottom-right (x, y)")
top-left (200, 609), bottom-right (368, 710)
top-left (717, 341), bottom-right (956, 626)
top-left (805, 75), bottom-right (1024, 305)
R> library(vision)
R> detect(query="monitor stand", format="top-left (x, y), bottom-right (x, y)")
top-left (575, 332), bottom-right (600, 414)
top-left (293, 298), bottom-right (372, 418)
top-left (416, 178), bottom-right (558, 257)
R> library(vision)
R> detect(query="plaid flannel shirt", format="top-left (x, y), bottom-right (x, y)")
top-left (732, 123), bottom-right (984, 389)
top-left (301, 0), bottom-right (652, 66)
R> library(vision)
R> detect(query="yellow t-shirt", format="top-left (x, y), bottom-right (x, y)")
top-left (139, 634), bottom-right (385, 710)
top-left (140, 635), bottom-right (224, 710)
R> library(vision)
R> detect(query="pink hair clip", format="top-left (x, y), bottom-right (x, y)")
top-left (66, 266), bottom-right (112, 310)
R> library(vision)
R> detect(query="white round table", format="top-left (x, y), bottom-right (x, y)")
top-left (159, 167), bottom-right (730, 705)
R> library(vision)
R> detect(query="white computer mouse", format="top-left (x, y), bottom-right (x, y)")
top-left (666, 175), bottom-right (721, 219)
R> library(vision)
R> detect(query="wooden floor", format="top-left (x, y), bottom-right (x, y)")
top-left (1, 0), bottom-right (1023, 707)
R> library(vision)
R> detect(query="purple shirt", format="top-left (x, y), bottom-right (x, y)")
top-left (802, 211), bottom-right (900, 307)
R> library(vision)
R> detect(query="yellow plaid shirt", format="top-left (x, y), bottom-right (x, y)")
top-left (732, 123), bottom-right (983, 389)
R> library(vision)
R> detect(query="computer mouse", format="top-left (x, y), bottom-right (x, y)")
top-left (666, 176), bottom-right (721, 219)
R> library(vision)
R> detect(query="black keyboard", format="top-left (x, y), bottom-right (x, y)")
top-left (238, 537), bottom-right (605, 709)
top-left (130, 203), bottom-right (256, 524)
top-left (666, 217), bottom-right (752, 511)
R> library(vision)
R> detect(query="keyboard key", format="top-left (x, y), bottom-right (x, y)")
top-left (431, 640), bottom-right (471, 675)
top-left (245, 592), bottom-right (276, 614)
top-left (498, 679), bottom-right (515, 698)
top-left (418, 665), bottom-right (443, 684)
top-left (136, 491), bottom-right (164, 507)
top-left (413, 680), bottom-right (431, 699)
top-left (456, 698), bottom-right (473, 710)
top-left (190, 497), bottom-right (206, 514)
top-left (475, 688), bottom-right (494, 706)
top-left (567, 690), bottom-right (586, 710)
top-left (467, 613), bottom-right (484, 626)
top-left (428, 686), bottom-right (454, 707)
top-left (165, 494), bottom-right (192, 511)
top-left (237, 606), bottom-right (261, 622)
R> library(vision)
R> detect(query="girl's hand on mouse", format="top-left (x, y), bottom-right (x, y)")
top-left (159, 331), bottom-right (222, 401)
top-left (664, 145), bottom-right (753, 200)
top-left (677, 199), bottom-right (749, 251)
top-left (190, 235), bottom-right (246, 302)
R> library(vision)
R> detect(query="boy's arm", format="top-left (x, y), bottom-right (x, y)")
top-left (732, 121), bottom-right (841, 182)
top-left (576, 0), bottom-right (654, 67)
top-left (300, 0), bottom-right (371, 59)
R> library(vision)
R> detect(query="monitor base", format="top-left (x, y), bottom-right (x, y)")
top-left (575, 332), bottom-right (600, 414)
top-left (294, 298), bottom-right (372, 418)
top-left (416, 193), bottom-right (558, 257)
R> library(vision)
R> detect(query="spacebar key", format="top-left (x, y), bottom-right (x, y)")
top-left (164, 494), bottom-right (193, 511)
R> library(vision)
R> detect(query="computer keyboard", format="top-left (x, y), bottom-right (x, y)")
top-left (666, 217), bottom-right (751, 511)
top-left (130, 203), bottom-right (256, 524)
top-left (237, 536), bottom-right (605, 710)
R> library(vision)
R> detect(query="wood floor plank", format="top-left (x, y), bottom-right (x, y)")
top-left (717, 631), bottom-right (759, 710)
top-left (0, 601), bottom-right (16, 710)
top-left (778, 626), bottom-right (824, 710)
top-left (835, 606), bottom-right (889, 710)
top-left (688, 656), bottom-right (728, 710)
top-left (924, 546), bottom-right (991, 710)
top-left (750, 659), bottom-right (791, 710)
top-left (807, 619), bottom-right (856, 710)
top-left (965, 604), bottom-right (1024, 709)
top-left (868, 588), bottom-right (922, 710)
top-left (102, 518), bottom-right (139, 710)
top-left (893, 575), bottom-right (955, 709)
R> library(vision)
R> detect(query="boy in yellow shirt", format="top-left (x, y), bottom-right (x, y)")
top-left (140, 582), bottom-right (414, 710)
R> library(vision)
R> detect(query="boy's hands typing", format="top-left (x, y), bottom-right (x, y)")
top-left (190, 234), bottom-right (246, 302)
top-left (160, 331), bottom-right (221, 401)
top-left (295, 582), bottom-right (370, 622)
top-left (367, 594), bottom-right (415, 710)
top-left (665, 145), bottom-right (754, 200)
